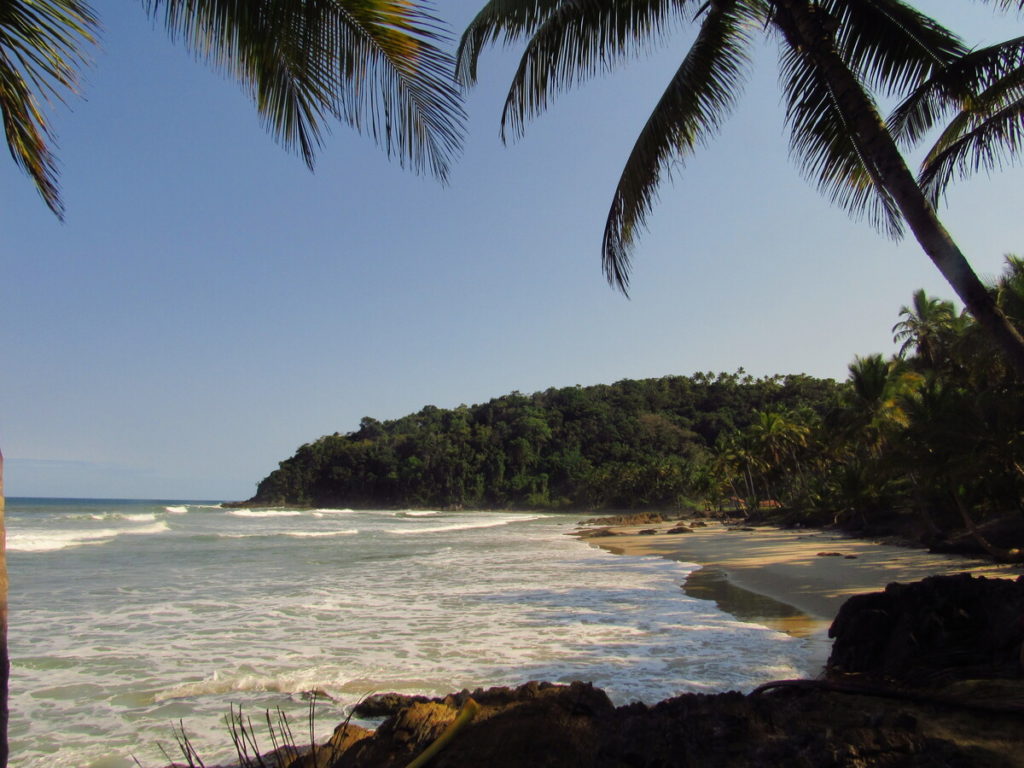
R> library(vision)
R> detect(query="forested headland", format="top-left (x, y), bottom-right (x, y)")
top-left (246, 372), bottom-right (839, 511)
top-left (247, 258), bottom-right (1024, 558)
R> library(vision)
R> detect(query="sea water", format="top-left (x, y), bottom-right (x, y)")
top-left (7, 499), bottom-right (818, 767)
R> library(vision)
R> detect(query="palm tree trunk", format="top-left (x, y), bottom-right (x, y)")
top-left (949, 485), bottom-right (1024, 563)
top-left (909, 477), bottom-right (943, 544)
top-left (743, 463), bottom-right (757, 511)
top-left (0, 448), bottom-right (8, 768)
top-left (774, 0), bottom-right (1024, 379)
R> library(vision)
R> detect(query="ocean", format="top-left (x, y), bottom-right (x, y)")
top-left (6, 498), bottom-right (819, 767)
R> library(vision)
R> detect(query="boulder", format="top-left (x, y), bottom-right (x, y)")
top-left (828, 573), bottom-right (1024, 683)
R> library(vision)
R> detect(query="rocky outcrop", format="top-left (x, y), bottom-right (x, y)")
top-left (204, 575), bottom-right (1024, 768)
top-left (297, 679), bottom-right (1023, 768)
top-left (578, 511), bottom-right (679, 527)
top-left (575, 527), bottom-right (619, 539)
top-left (828, 573), bottom-right (1024, 683)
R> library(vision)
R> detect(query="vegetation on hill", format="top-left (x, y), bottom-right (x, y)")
top-left (248, 372), bottom-right (839, 510)
top-left (703, 256), bottom-right (1024, 560)
top-left (250, 257), bottom-right (1024, 560)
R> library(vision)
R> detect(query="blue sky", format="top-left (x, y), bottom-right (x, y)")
top-left (2, 0), bottom-right (1021, 499)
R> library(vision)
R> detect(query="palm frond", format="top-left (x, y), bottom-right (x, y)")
top-left (0, 0), bottom-right (96, 217)
top-left (602, 0), bottom-right (756, 292)
top-left (976, 0), bottom-right (1024, 11)
top-left (919, 93), bottom-right (1024, 204)
top-left (777, 32), bottom-right (903, 238)
top-left (495, 0), bottom-right (695, 140)
top-left (826, 0), bottom-right (965, 96)
top-left (888, 36), bottom-right (1024, 148)
top-left (457, 0), bottom-right (563, 86)
top-left (147, 0), bottom-right (465, 180)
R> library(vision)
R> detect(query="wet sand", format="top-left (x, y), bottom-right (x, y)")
top-left (584, 520), bottom-right (1022, 670)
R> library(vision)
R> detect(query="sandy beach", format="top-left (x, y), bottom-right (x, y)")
top-left (583, 519), bottom-right (1023, 653)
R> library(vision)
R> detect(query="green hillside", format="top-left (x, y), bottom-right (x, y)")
top-left (246, 372), bottom-right (839, 510)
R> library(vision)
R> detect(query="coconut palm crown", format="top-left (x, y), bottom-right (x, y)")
top-left (2, 0), bottom-right (466, 217)
top-left (458, 0), bottom-right (1024, 375)
top-left (888, 1), bottom-right (1024, 203)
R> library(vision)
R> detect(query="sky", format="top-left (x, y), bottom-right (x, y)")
top-left (1, 0), bottom-right (1021, 500)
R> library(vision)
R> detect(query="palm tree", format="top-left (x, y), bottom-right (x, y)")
top-left (2, 2), bottom-right (464, 764)
top-left (836, 353), bottom-right (919, 455)
top-left (892, 288), bottom-right (960, 368)
top-left (457, 0), bottom-right (1024, 376)
top-left (3, 0), bottom-right (466, 217)
top-left (745, 408), bottom-right (809, 501)
top-left (888, 2), bottom-right (1023, 206)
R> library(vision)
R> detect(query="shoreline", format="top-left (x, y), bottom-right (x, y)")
top-left (580, 519), bottom-right (1023, 668)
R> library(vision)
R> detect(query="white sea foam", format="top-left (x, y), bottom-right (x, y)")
top-left (9, 504), bottom-right (820, 768)
top-left (79, 512), bottom-right (156, 522)
top-left (226, 509), bottom-right (304, 518)
top-left (400, 511), bottom-right (440, 517)
top-left (388, 515), bottom-right (543, 535)
top-left (9, 530), bottom-right (115, 552)
top-left (155, 666), bottom-right (353, 702)
top-left (311, 508), bottom-right (360, 517)
top-left (164, 506), bottom-right (189, 514)
top-left (8, 521), bottom-right (170, 552)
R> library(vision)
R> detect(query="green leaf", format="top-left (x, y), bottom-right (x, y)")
top-left (777, 28), bottom-right (902, 239)
top-left (147, 0), bottom-right (466, 180)
top-left (603, 0), bottom-right (757, 292)
top-left (0, 0), bottom-right (96, 216)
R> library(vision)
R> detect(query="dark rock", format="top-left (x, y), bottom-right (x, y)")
top-left (666, 526), bottom-right (693, 534)
top-left (335, 682), bottom-right (613, 768)
top-left (353, 692), bottom-right (432, 718)
top-left (579, 512), bottom-right (674, 527)
top-left (638, 528), bottom-right (658, 535)
top-left (828, 573), bottom-right (1024, 683)
top-left (575, 527), bottom-right (618, 539)
top-left (281, 724), bottom-right (374, 768)
top-left (235, 579), bottom-right (1024, 768)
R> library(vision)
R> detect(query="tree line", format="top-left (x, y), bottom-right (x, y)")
top-left (695, 256), bottom-right (1024, 560)
top-left (252, 256), bottom-right (1024, 561)
top-left (247, 372), bottom-right (839, 510)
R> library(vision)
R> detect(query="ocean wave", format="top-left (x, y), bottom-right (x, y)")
top-left (164, 506), bottom-right (189, 514)
top-left (387, 516), bottom-right (543, 535)
top-left (69, 512), bottom-right (157, 522)
top-left (8, 521), bottom-right (171, 553)
top-left (399, 511), bottom-right (440, 517)
top-left (226, 509), bottom-right (303, 518)
top-left (154, 667), bottom-right (345, 702)
top-left (283, 530), bottom-right (359, 538)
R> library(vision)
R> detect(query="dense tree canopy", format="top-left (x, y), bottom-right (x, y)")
top-left (247, 372), bottom-right (840, 509)
top-left (251, 258), bottom-right (1024, 562)
top-left (693, 257), bottom-right (1024, 559)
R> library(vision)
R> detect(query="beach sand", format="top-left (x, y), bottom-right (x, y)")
top-left (584, 520), bottom-right (1023, 671)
